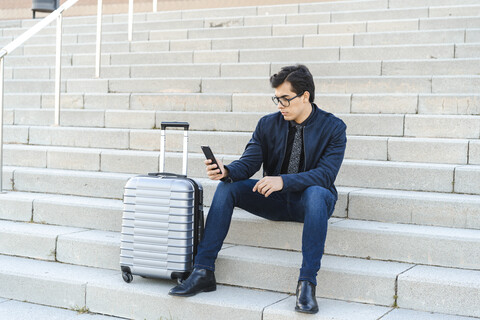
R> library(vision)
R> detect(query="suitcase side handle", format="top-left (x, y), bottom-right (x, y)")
top-left (160, 121), bottom-right (189, 175)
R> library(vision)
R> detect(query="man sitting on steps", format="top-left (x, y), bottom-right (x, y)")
top-left (169, 64), bottom-right (347, 314)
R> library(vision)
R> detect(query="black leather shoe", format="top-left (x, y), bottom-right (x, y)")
top-left (168, 268), bottom-right (216, 297)
top-left (295, 280), bottom-right (319, 314)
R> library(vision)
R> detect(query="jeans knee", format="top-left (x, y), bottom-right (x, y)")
top-left (302, 186), bottom-right (331, 201)
top-left (301, 186), bottom-right (334, 215)
top-left (214, 180), bottom-right (248, 205)
top-left (215, 181), bottom-right (236, 197)
top-left (216, 179), bottom-right (245, 191)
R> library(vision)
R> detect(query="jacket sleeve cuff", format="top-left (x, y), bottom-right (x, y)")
top-left (280, 174), bottom-right (291, 192)
top-left (221, 165), bottom-right (234, 183)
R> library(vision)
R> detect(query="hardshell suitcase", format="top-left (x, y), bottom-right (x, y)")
top-left (120, 122), bottom-right (204, 283)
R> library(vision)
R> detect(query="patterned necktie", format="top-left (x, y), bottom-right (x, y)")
top-left (287, 124), bottom-right (303, 174)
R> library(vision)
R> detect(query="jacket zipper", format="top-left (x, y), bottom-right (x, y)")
top-left (278, 121), bottom-right (289, 175)
top-left (302, 126), bottom-right (307, 172)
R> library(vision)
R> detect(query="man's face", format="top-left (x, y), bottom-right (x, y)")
top-left (274, 81), bottom-right (311, 124)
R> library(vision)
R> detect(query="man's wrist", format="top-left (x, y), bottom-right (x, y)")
top-left (220, 167), bottom-right (233, 183)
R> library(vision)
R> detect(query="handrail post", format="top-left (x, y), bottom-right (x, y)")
top-left (54, 13), bottom-right (63, 126)
top-left (0, 56), bottom-right (4, 193)
top-left (95, 0), bottom-right (103, 78)
top-left (128, 0), bottom-right (133, 42)
top-left (153, 0), bottom-right (157, 12)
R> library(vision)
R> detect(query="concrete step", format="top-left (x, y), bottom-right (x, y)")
top-left (0, 237), bottom-right (477, 317)
top-left (6, 58), bottom-right (480, 82)
top-left (1, 137), bottom-right (476, 181)
top-left (1, 145), bottom-right (250, 177)
top-left (68, 44), bottom-right (459, 65)
top-left (4, 204), bottom-right (474, 272)
top-left (6, 10), bottom-right (476, 42)
top-left (22, 42), bottom-right (131, 57)
top-left (7, 109), bottom-right (106, 128)
top-left (4, 156), bottom-right (480, 201)
top-left (0, 254), bottom-right (117, 311)
top-left (4, 92), bottom-right (480, 116)
top-left (3, 114), bottom-right (480, 149)
top-left (127, 92), bottom-right (480, 116)
top-left (27, 75), bottom-right (474, 95)
top-left (8, 166), bottom-right (132, 200)
top-left (2, 177), bottom-right (479, 233)
top-left (0, 191), bottom-right (122, 232)
top-left (7, 2), bottom-right (480, 41)
top-left (0, 223), bottom-right (418, 307)
top-left (216, 246), bottom-right (480, 317)
top-left (4, 113), bottom-right (479, 145)
top-left (4, 42), bottom-right (467, 69)
top-left (3, 125), bottom-right (254, 153)
top-left (338, 160), bottom-right (460, 193)
top-left (390, 0), bottom-right (480, 9)
top-left (0, 220), bottom-right (85, 261)
top-left (339, 160), bottom-right (478, 195)
top-left (0, 254), bottom-right (406, 320)
top-left (397, 265), bottom-right (480, 318)
top-left (348, 188), bottom-right (480, 230)
top-left (224, 211), bottom-right (480, 270)
top-left (5, 41), bottom-right (467, 67)
top-left (71, 75), bottom-right (479, 94)
top-left (4, 93), bottom-right (131, 110)
top-left (265, 300), bottom-right (478, 320)
top-left (1, 212), bottom-right (478, 281)
top-left (0, 299), bottom-right (123, 320)
top-left (318, 16), bottom-right (480, 33)
top-left (305, 29), bottom-right (470, 47)
top-left (2, 165), bottom-right (209, 201)
top-left (5, 15), bottom-right (478, 54)
top-left (2, 79), bottom-right (66, 94)
top-left (3, 116), bottom-right (479, 155)
top-left (351, 29), bottom-right (469, 46)
top-left (11, 1), bottom-right (479, 32)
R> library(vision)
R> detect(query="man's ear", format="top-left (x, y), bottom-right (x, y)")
top-left (303, 91), bottom-right (310, 103)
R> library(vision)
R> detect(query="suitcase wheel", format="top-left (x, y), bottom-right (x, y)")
top-left (122, 271), bottom-right (133, 283)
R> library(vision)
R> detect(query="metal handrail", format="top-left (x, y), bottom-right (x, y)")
top-left (0, 0), bottom-right (160, 192)
top-left (97, 0), bottom-right (157, 75)
top-left (0, 0), bottom-right (79, 192)
top-left (96, 0), bottom-right (103, 78)
top-left (127, 0), bottom-right (158, 42)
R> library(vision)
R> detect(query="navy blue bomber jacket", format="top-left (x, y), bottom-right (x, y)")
top-left (223, 103), bottom-right (347, 201)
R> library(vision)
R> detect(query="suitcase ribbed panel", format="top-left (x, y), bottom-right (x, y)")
top-left (120, 176), bottom-right (200, 278)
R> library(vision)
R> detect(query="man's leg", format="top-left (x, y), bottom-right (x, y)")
top-left (289, 186), bottom-right (336, 314)
top-left (194, 179), bottom-right (292, 271)
top-left (295, 186), bottom-right (336, 286)
top-left (170, 179), bottom-right (291, 297)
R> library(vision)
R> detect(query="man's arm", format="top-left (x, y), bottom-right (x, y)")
top-left (222, 118), bottom-right (265, 182)
top-left (280, 122), bottom-right (347, 193)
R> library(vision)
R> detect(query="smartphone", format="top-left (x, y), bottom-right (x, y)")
top-left (201, 145), bottom-right (222, 175)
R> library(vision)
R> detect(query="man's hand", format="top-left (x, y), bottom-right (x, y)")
top-left (205, 158), bottom-right (227, 181)
top-left (253, 176), bottom-right (283, 197)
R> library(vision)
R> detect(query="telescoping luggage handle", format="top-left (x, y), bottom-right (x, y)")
top-left (159, 121), bottom-right (189, 176)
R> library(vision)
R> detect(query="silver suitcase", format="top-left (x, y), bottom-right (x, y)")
top-left (120, 122), bottom-right (204, 283)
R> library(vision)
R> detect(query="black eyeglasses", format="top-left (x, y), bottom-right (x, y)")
top-left (271, 92), bottom-right (303, 107)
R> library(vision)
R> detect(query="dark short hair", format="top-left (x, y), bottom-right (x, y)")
top-left (270, 64), bottom-right (315, 103)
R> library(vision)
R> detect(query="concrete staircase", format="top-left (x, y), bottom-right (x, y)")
top-left (0, 0), bottom-right (479, 318)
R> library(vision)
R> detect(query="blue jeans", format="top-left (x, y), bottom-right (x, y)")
top-left (194, 179), bottom-right (336, 286)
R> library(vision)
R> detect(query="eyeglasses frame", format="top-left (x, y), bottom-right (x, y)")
top-left (271, 92), bottom-right (304, 107)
